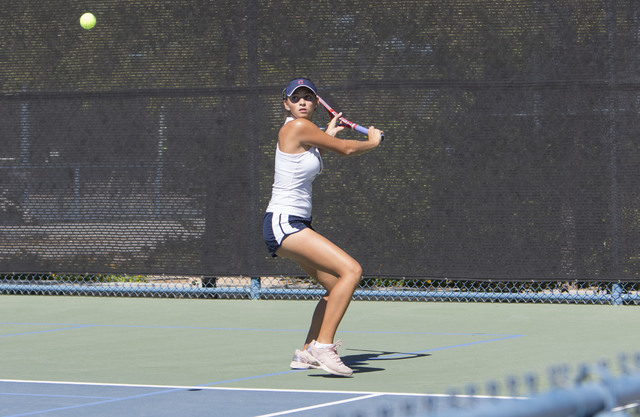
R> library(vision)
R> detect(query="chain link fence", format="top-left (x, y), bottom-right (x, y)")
top-left (1, 274), bottom-right (638, 305)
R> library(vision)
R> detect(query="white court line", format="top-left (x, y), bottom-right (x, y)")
top-left (0, 379), bottom-right (524, 400)
top-left (253, 393), bottom-right (383, 417)
top-left (0, 377), bottom-right (527, 412)
top-left (0, 379), bottom-right (431, 397)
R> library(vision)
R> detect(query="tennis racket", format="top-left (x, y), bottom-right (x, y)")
top-left (317, 96), bottom-right (384, 141)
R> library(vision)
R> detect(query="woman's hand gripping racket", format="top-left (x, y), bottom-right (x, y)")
top-left (317, 96), bottom-right (384, 141)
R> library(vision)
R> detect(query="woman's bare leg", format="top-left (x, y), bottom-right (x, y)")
top-left (277, 228), bottom-right (362, 346)
top-left (295, 263), bottom-right (335, 349)
top-left (303, 295), bottom-right (328, 348)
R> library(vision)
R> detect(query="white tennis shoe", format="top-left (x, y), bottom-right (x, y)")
top-left (305, 340), bottom-right (353, 377)
top-left (290, 349), bottom-right (321, 370)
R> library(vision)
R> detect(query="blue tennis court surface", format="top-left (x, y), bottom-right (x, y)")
top-left (0, 380), bottom-right (516, 417)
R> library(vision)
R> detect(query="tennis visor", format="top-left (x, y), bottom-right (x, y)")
top-left (283, 78), bottom-right (317, 98)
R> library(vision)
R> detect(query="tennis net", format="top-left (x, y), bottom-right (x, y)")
top-left (333, 353), bottom-right (640, 417)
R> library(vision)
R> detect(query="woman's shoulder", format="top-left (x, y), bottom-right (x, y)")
top-left (279, 118), bottom-right (316, 141)
top-left (281, 117), bottom-right (315, 131)
top-left (279, 118), bottom-right (317, 153)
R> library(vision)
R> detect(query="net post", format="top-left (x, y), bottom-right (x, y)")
top-left (250, 277), bottom-right (261, 300)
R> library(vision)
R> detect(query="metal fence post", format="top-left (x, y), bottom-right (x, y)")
top-left (250, 277), bottom-right (261, 300)
top-left (611, 282), bottom-right (623, 305)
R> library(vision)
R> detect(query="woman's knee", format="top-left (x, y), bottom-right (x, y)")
top-left (351, 261), bottom-right (363, 279)
top-left (341, 260), bottom-right (362, 286)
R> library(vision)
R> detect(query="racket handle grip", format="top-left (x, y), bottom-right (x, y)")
top-left (355, 125), bottom-right (385, 142)
top-left (355, 125), bottom-right (369, 136)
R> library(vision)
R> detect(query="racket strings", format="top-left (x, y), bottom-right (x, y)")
top-left (315, 104), bottom-right (332, 132)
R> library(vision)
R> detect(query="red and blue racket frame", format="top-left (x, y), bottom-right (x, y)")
top-left (317, 96), bottom-right (384, 141)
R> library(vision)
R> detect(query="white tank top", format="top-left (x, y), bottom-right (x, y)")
top-left (266, 118), bottom-right (323, 218)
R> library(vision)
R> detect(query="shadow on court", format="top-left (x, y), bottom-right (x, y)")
top-left (308, 348), bottom-right (432, 377)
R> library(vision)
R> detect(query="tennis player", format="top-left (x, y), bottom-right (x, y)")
top-left (263, 78), bottom-right (383, 376)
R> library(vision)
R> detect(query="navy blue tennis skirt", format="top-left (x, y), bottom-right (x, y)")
top-left (263, 212), bottom-right (313, 257)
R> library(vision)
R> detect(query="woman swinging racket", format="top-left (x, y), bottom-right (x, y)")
top-left (263, 78), bottom-right (383, 376)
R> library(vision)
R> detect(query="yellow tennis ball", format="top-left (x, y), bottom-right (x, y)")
top-left (80, 13), bottom-right (96, 30)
